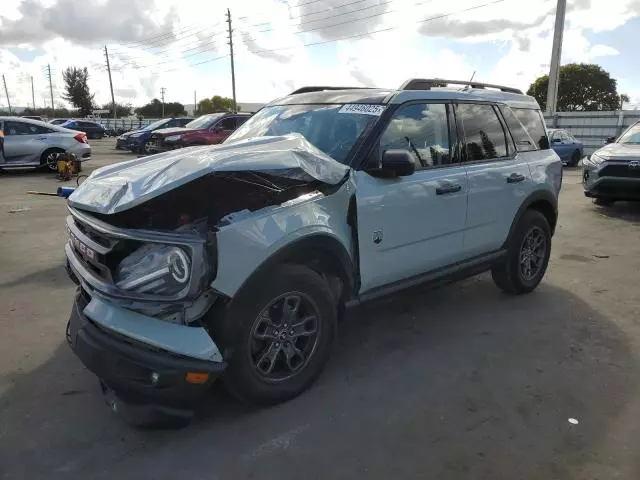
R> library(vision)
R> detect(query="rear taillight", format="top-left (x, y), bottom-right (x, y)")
top-left (74, 133), bottom-right (88, 144)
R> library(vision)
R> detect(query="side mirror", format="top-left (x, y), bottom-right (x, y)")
top-left (551, 138), bottom-right (562, 144)
top-left (368, 150), bottom-right (416, 177)
top-left (605, 136), bottom-right (616, 144)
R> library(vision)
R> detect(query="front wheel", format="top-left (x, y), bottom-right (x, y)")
top-left (491, 210), bottom-right (551, 295)
top-left (217, 264), bottom-right (337, 406)
top-left (594, 198), bottom-right (614, 206)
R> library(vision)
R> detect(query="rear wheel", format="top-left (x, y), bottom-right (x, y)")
top-left (40, 148), bottom-right (64, 172)
top-left (217, 264), bottom-right (337, 406)
top-left (491, 210), bottom-right (551, 295)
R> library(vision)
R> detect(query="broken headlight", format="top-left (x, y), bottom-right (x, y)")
top-left (115, 244), bottom-right (191, 295)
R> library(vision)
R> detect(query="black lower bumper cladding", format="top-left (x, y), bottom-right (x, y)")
top-left (67, 292), bottom-right (225, 427)
top-left (584, 176), bottom-right (640, 201)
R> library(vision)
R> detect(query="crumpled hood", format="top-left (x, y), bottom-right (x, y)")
top-left (594, 143), bottom-right (640, 161)
top-left (68, 134), bottom-right (350, 215)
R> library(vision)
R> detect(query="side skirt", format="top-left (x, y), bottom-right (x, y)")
top-left (346, 250), bottom-right (507, 308)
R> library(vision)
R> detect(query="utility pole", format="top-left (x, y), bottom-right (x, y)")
top-left (104, 46), bottom-right (117, 121)
top-left (226, 8), bottom-right (237, 113)
top-left (31, 76), bottom-right (35, 109)
top-left (2, 75), bottom-right (12, 114)
top-left (160, 87), bottom-right (166, 118)
top-left (47, 64), bottom-right (54, 116)
top-left (194, 90), bottom-right (197, 115)
top-left (546, 0), bottom-right (567, 115)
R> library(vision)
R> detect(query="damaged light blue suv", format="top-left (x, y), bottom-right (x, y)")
top-left (65, 79), bottom-right (562, 425)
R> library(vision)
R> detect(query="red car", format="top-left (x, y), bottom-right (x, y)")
top-left (148, 112), bottom-right (251, 153)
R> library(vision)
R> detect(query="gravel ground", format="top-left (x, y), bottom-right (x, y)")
top-left (1, 139), bottom-right (639, 479)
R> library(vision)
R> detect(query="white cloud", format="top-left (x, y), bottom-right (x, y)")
top-left (0, 0), bottom-right (639, 111)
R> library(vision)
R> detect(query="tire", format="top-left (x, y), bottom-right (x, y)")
top-left (216, 264), bottom-right (337, 406)
top-left (142, 141), bottom-right (153, 155)
top-left (40, 148), bottom-right (64, 172)
top-left (569, 150), bottom-right (581, 167)
top-left (491, 210), bottom-right (551, 295)
top-left (594, 198), bottom-right (614, 206)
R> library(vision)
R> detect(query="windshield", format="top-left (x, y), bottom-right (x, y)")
top-left (225, 104), bottom-right (381, 163)
top-left (186, 114), bottom-right (224, 130)
top-left (144, 119), bottom-right (169, 130)
top-left (617, 125), bottom-right (640, 144)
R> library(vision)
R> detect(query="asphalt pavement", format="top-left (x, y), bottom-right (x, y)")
top-left (1, 139), bottom-right (639, 479)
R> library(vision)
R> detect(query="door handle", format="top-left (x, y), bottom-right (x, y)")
top-left (37, 137), bottom-right (48, 140)
top-left (506, 173), bottom-right (525, 183)
top-left (436, 183), bottom-right (462, 195)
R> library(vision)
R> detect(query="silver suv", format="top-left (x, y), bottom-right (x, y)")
top-left (64, 79), bottom-right (562, 426)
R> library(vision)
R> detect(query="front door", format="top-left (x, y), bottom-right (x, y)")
top-left (355, 102), bottom-right (468, 293)
top-left (458, 103), bottom-right (534, 256)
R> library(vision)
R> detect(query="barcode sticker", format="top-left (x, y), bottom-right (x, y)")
top-left (338, 104), bottom-right (386, 116)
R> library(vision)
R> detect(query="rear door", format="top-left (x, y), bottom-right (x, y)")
top-left (2, 121), bottom-right (49, 163)
top-left (459, 103), bottom-right (534, 257)
top-left (355, 102), bottom-right (468, 293)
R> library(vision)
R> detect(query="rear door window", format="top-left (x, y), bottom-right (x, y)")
top-left (511, 108), bottom-right (549, 150)
top-left (457, 104), bottom-right (508, 162)
top-left (4, 121), bottom-right (40, 135)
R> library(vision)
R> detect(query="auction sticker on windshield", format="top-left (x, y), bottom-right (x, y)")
top-left (339, 104), bottom-right (385, 116)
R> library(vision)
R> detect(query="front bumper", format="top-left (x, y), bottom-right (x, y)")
top-left (115, 137), bottom-right (129, 149)
top-left (67, 290), bottom-right (225, 423)
top-left (583, 161), bottom-right (640, 200)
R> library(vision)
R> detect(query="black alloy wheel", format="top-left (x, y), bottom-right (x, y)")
top-left (249, 293), bottom-right (321, 382)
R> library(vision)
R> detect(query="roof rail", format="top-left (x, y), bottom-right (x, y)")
top-left (399, 78), bottom-right (523, 95)
top-left (290, 86), bottom-right (373, 95)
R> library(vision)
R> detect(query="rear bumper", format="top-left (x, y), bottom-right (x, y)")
top-left (584, 176), bottom-right (640, 200)
top-left (67, 143), bottom-right (91, 160)
top-left (67, 291), bottom-right (225, 421)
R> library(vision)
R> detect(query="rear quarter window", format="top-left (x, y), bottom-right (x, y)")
top-left (510, 108), bottom-right (549, 150)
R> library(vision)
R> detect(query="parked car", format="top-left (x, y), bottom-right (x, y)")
top-left (22, 115), bottom-right (44, 121)
top-left (0, 116), bottom-right (90, 171)
top-left (583, 121), bottom-right (640, 205)
top-left (116, 118), bottom-right (194, 153)
top-left (548, 128), bottom-right (583, 166)
top-left (50, 118), bottom-right (70, 125)
top-left (61, 120), bottom-right (106, 139)
top-left (64, 79), bottom-right (561, 426)
top-left (148, 112), bottom-right (251, 153)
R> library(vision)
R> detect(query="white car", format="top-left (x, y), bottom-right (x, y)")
top-left (0, 116), bottom-right (91, 171)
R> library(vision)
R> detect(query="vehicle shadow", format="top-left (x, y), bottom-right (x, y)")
top-left (1, 278), bottom-right (639, 480)
top-left (593, 201), bottom-right (640, 223)
top-left (0, 264), bottom-right (69, 290)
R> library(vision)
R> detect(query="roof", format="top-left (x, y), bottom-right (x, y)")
top-left (270, 84), bottom-right (540, 110)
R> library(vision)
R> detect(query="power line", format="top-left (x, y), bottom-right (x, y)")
top-left (109, 41), bottom-right (225, 72)
top-left (237, 0), bottom-right (507, 58)
top-left (111, 26), bottom-right (227, 57)
top-left (239, 0), bottom-right (395, 30)
top-left (242, 0), bottom-right (438, 40)
top-left (117, 21), bottom-right (225, 48)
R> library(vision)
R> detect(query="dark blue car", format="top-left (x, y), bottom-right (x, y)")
top-left (548, 128), bottom-right (583, 166)
top-left (117, 118), bottom-right (193, 153)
